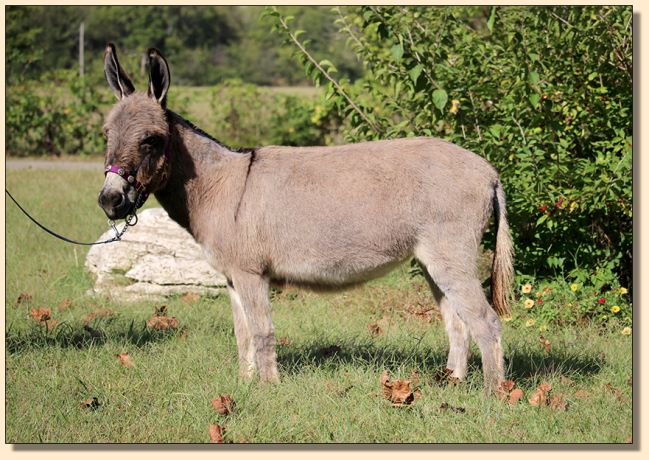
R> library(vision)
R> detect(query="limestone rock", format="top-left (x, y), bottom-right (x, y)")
top-left (85, 208), bottom-right (226, 300)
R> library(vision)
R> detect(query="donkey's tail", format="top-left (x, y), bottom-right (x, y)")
top-left (491, 180), bottom-right (514, 317)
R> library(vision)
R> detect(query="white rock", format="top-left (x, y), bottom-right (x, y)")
top-left (85, 208), bottom-right (226, 300)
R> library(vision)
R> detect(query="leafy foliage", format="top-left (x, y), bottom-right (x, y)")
top-left (272, 5), bottom-right (633, 291)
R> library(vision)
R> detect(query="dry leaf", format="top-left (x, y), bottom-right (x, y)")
top-left (208, 424), bottom-right (225, 443)
top-left (147, 316), bottom-right (179, 330)
top-left (16, 292), bottom-right (32, 306)
top-left (433, 367), bottom-right (456, 386)
top-left (44, 319), bottom-right (59, 330)
top-left (381, 370), bottom-right (415, 407)
top-left (440, 402), bottom-right (466, 413)
top-left (605, 383), bottom-right (627, 402)
top-left (29, 307), bottom-right (51, 322)
top-left (574, 389), bottom-right (590, 400)
top-left (276, 336), bottom-right (290, 346)
top-left (180, 292), bottom-right (200, 303)
top-left (58, 298), bottom-right (73, 312)
top-left (539, 335), bottom-right (551, 353)
top-left (83, 308), bottom-right (114, 323)
top-left (80, 397), bottom-right (100, 410)
top-left (550, 392), bottom-right (567, 411)
top-left (529, 383), bottom-right (552, 407)
top-left (496, 379), bottom-right (515, 401)
top-left (115, 353), bottom-right (134, 368)
top-left (212, 394), bottom-right (235, 416)
top-left (409, 369), bottom-right (421, 387)
top-left (509, 388), bottom-right (525, 406)
top-left (368, 322), bottom-right (384, 336)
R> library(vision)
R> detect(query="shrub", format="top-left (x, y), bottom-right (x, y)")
top-left (6, 70), bottom-right (109, 157)
top-left (271, 5), bottom-right (633, 294)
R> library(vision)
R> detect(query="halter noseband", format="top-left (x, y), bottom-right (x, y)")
top-left (104, 140), bottom-right (171, 209)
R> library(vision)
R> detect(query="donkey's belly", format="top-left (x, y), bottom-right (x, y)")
top-left (268, 251), bottom-right (411, 287)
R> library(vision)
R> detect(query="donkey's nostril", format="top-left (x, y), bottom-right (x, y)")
top-left (99, 191), bottom-right (125, 210)
top-left (111, 193), bottom-right (125, 208)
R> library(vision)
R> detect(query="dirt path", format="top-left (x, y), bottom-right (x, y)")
top-left (6, 159), bottom-right (103, 170)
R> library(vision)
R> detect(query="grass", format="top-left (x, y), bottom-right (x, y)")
top-left (5, 169), bottom-right (633, 444)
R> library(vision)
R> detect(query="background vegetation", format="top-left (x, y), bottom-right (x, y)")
top-left (5, 5), bottom-right (633, 443)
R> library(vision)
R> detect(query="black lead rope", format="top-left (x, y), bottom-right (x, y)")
top-left (5, 189), bottom-right (140, 246)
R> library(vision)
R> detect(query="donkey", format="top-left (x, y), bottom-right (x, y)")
top-left (98, 44), bottom-right (514, 393)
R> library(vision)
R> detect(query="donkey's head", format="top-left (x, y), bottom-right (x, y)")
top-left (98, 43), bottom-right (172, 220)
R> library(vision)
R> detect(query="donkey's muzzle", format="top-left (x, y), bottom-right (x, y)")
top-left (98, 189), bottom-right (129, 220)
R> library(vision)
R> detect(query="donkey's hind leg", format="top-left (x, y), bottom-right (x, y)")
top-left (416, 249), bottom-right (505, 393)
top-left (418, 263), bottom-right (471, 380)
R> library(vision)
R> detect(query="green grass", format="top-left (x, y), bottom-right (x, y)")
top-left (5, 169), bottom-right (633, 443)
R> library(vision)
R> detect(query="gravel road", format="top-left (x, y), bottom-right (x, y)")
top-left (6, 159), bottom-right (103, 170)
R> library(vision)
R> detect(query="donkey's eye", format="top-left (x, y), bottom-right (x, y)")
top-left (140, 136), bottom-right (164, 151)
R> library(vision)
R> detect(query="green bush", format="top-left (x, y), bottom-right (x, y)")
top-left (271, 6), bottom-right (633, 296)
top-left (208, 79), bottom-right (338, 147)
top-left (6, 71), bottom-right (109, 157)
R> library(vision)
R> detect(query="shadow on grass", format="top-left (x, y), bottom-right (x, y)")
top-left (277, 339), bottom-right (605, 386)
top-left (5, 319), bottom-right (184, 354)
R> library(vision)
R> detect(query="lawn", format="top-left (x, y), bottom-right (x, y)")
top-left (5, 168), bottom-right (633, 443)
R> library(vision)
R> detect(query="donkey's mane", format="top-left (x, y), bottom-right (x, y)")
top-left (169, 110), bottom-right (256, 155)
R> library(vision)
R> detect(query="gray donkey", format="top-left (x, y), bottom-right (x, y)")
top-left (98, 44), bottom-right (513, 393)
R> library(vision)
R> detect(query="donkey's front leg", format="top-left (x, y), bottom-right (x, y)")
top-left (229, 273), bottom-right (279, 383)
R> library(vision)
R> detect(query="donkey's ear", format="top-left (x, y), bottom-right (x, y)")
top-left (104, 43), bottom-right (135, 100)
top-left (147, 48), bottom-right (171, 108)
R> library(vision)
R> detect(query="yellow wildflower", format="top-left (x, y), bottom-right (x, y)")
top-left (524, 299), bottom-right (535, 309)
top-left (611, 305), bottom-right (621, 314)
top-left (539, 325), bottom-right (548, 332)
top-left (622, 327), bottom-right (632, 336)
top-left (521, 284), bottom-right (532, 294)
top-left (570, 284), bottom-right (578, 292)
top-left (449, 99), bottom-right (460, 115)
top-left (619, 287), bottom-right (628, 295)
top-left (526, 319), bottom-right (536, 327)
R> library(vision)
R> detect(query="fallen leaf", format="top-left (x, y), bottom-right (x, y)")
top-left (80, 397), bottom-right (100, 410)
top-left (212, 394), bottom-right (235, 416)
top-left (83, 308), bottom-right (114, 323)
top-left (605, 383), bottom-right (628, 402)
top-left (529, 383), bottom-right (552, 407)
top-left (539, 335), bottom-right (551, 353)
top-left (574, 389), bottom-right (590, 400)
top-left (433, 367), bottom-right (456, 386)
top-left (16, 292), bottom-right (32, 306)
top-left (368, 322), bottom-right (384, 336)
top-left (381, 370), bottom-right (415, 407)
top-left (29, 307), bottom-right (51, 322)
top-left (115, 353), bottom-right (134, 368)
top-left (550, 392), bottom-right (567, 411)
top-left (58, 298), bottom-right (73, 312)
top-left (496, 379), bottom-right (516, 401)
top-left (146, 316), bottom-right (179, 330)
top-left (509, 388), bottom-right (525, 406)
top-left (276, 336), bottom-right (290, 346)
top-left (440, 402), bottom-right (466, 413)
top-left (208, 424), bottom-right (225, 443)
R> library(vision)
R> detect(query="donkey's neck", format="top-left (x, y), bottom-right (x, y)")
top-left (153, 111), bottom-right (253, 240)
